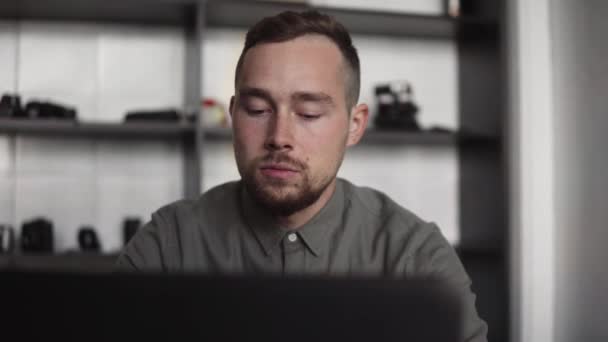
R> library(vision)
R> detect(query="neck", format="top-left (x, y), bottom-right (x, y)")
top-left (274, 179), bottom-right (337, 230)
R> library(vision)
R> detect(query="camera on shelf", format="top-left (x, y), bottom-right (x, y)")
top-left (0, 93), bottom-right (77, 120)
top-left (0, 94), bottom-right (24, 117)
top-left (373, 81), bottom-right (420, 131)
top-left (20, 217), bottom-right (54, 253)
top-left (78, 226), bottom-right (101, 252)
top-left (124, 109), bottom-right (183, 122)
top-left (21, 101), bottom-right (77, 120)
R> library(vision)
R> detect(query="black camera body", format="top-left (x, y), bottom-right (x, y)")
top-left (373, 82), bottom-right (420, 131)
top-left (78, 226), bottom-right (101, 252)
top-left (0, 94), bottom-right (24, 117)
top-left (22, 101), bottom-right (77, 120)
top-left (0, 93), bottom-right (77, 120)
top-left (20, 218), bottom-right (54, 253)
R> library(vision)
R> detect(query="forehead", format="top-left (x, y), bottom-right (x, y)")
top-left (238, 35), bottom-right (347, 100)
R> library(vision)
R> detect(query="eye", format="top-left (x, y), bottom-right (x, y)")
top-left (299, 113), bottom-right (321, 120)
top-left (245, 108), bottom-right (269, 116)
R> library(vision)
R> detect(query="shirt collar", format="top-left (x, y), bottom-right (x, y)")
top-left (239, 179), bottom-right (345, 257)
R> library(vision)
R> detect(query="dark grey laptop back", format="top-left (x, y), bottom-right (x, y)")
top-left (1, 271), bottom-right (461, 341)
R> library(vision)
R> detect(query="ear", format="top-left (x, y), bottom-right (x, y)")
top-left (346, 103), bottom-right (369, 147)
top-left (229, 96), bottom-right (235, 118)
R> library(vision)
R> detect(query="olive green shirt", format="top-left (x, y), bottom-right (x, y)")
top-left (116, 178), bottom-right (487, 342)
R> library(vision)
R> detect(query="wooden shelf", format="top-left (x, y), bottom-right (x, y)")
top-left (361, 129), bottom-right (498, 145)
top-left (203, 127), bottom-right (498, 146)
top-left (0, 253), bottom-right (119, 273)
top-left (207, 1), bottom-right (467, 39)
top-left (0, 0), bottom-right (194, 26)
top-left (204, 126), bottom-right (233, 141)
top-left (0, 0), bottom-right (496, 39)
top-left (0, 119), bottom-right (196, 139)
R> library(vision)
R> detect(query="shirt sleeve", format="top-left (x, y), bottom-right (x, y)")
top-left (413, 223), bottom-right (489, 342)
top-left (114, 212), bottom-right (167, 272)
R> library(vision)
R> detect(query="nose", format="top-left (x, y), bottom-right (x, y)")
top-left (264, 113), bottom-right (294, 152)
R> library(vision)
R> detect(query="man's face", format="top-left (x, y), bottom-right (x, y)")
top-left (230, 34), bottom-right (367, 216)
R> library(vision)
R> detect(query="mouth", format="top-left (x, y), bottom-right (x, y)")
top-left (259, 163), bottom-right (300, 179)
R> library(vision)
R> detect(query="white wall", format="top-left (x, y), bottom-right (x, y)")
top-left (0, 4), bottom-right (460, 252)
top-left (509, 0), bottom-right (608, 341)
top-left (551, 1), bottom-right (608, 341)
top-left (508, 0), bottom-right (555, 341)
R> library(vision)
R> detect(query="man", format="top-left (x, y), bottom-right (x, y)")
top-left (117, 10), bottom-right (487, 342)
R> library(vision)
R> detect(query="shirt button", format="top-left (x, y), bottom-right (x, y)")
top-left (287, 233), bottom-right (298, 243)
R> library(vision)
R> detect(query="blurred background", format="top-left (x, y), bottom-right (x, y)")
top-left (0, 0), bottom-right (606, 341)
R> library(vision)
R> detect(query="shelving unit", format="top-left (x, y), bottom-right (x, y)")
top-left (1, 1), bottom-right (508, 341)
top-left (0, 253), bottom-right (119, 273)
top-left (204, 126), bottom-right (500, 146)
top-left (0, 119), bottom-right (196, 138)
top-left (0, 0), bottom-right (205, 200)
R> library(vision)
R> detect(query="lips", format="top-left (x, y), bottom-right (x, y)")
top-left (259, 163), bottom-right (300, 179)
top-left (260, 163), bottom-right (299, 172)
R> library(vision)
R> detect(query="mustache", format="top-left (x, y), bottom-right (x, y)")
top-left (258, 153), bottom-right (307, 171)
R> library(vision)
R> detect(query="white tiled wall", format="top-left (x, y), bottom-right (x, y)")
top-left (0, 21), bottom-right (17, 227)
top-left (202, 141), bottom-right (240, 189)
top-left (97, 25), bottom-right (184, 121)
top-left (18, 22), bottom-right (99, 118)
top-left (310, 0), bottom-right (444, 15)
top-left (0, 137), bottom-right (14, 224)
top-left (201, 29), bottom-right (246, 106)
top-left (0, 21), bottom-right (17, 92)
top-left (0, 12), bottom-right (459, 252)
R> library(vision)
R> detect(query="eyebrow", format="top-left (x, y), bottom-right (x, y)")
top-left (238, 87), bottom-right (276, 106)
top-left (238, 87), bottom-right (334, 108)
top-left (291, 91), bottom-right (335, 107)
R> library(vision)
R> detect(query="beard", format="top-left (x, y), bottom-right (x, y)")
top-left (240, 153), bottom-right (335, 217)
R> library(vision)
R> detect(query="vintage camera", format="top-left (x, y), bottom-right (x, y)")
top-left (21, 101), bottom-right (77, 120)
top-left (20, 218), bottom-right (54, 253)
top-left (125, 109), bottom-right (181, 122)
top-left (78, 226), bottom-right (101, 252)
top-left (0, 94), bottom-right (24, 117)
top-left (373, 81), bottom-right (420, 131)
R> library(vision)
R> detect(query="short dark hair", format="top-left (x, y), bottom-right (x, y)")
top-left (234, 10), bottom-right (360, 109)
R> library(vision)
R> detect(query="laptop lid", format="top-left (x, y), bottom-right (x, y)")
top-left (1, 271), bottom-right (462, 342)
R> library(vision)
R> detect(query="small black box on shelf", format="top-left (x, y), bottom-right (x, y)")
top-left (20, 218), bottom-right (54, 253)
top-left (124, 109), bottom-right (181, 122)
top-left (78, 226), bottom-right (101, 252)
top-left (373, 81), bottom-right (420, 131)
top-left (0, 94), bottom-right (24, 118)
top-left (21, 101), bottom-right (77, 120)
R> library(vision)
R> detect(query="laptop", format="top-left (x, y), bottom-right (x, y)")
top-left (1, 271), bottom-right (461, 341)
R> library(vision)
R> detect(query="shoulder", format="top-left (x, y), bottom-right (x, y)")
top-left (341, 178), bottom-right (430, 230)
top-left (340, 178), bottom-right (446, 259)
top-left (153, 181), bottom-right (241, 227)
top-left (116, 181), bottom-right (241, 271)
